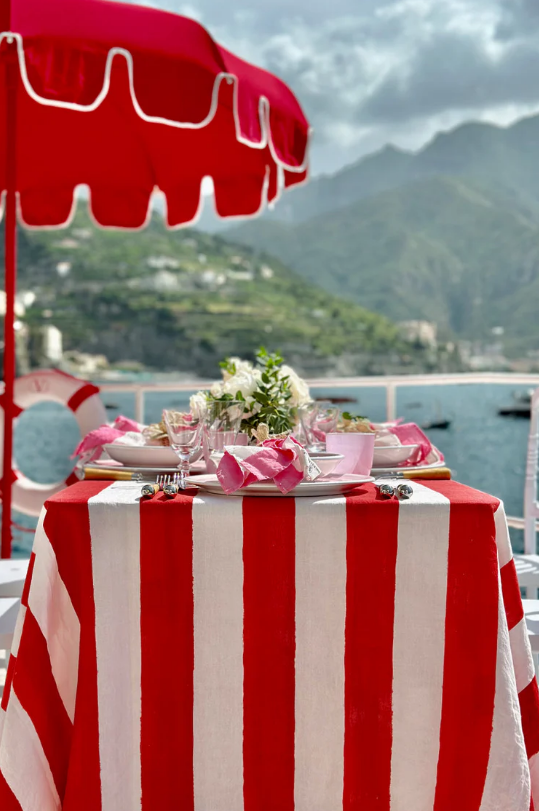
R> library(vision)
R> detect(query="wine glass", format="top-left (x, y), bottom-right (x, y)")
top-left (299, 401), bottom-right (339, 451)
top-left (205, 399), bottom-right (245, 464)
top-left (163, 409), bottom-right (205, 489)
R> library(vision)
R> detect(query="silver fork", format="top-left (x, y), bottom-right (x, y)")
top-left (157, 472), bottom-right (181, 488)
top-left (139, 471), bottom-right (181, 499)
top-left (161, 471), bottom-right (182, 496)
top-left (134, 472), bottom-right (179, 486)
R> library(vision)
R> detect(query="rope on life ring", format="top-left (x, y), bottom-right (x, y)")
top-left (0, 370), bottom-right (107, 517)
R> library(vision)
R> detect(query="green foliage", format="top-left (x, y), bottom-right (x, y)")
top-left (342, 411), bottom-right (368, 422)
top-left (241, 348), bottom-right (294, 436)
top-left (219, 358), bottom-right (237, 377)
top-left (210, 348), bottom-right (296, 436)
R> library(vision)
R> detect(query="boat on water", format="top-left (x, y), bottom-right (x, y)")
top-left (315, 396), bottom-right (356, 404)
top-left (422, 417), bottom-right (452, 430)
top-left (498, 390), bottom-right (533, 418)
top-left (422, 401), bottom-right (452, 430)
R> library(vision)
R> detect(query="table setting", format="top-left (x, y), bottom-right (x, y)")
top-left (73, 348), bottom-right (451, 497)
top-left (1, 349), bottom-right (539, 810)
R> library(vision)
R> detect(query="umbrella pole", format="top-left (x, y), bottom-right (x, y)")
top-left (1, 48), bottom-right (18, 559)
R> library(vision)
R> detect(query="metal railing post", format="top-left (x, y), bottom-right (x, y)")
top-left (524, 388), bottom-right (539, 554)
top-left (386, 383), bottom-right (397, 422)
top-left (135, 388), bottom-right (145, 425)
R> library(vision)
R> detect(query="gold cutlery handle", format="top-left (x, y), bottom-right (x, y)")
top-left (83, 467), bottom-right (136, 481)
top-left (404, 467), bottom-right (451, 480)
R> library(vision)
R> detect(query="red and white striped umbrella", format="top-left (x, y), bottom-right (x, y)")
top-left (0, 0), bottom-right (310, 556)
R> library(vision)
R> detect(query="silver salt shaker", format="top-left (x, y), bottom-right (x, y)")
top-left (397, 483), bottom-right (413, 500)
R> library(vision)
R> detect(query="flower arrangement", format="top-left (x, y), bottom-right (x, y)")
top-left (190, 347), bottom-right (311, 440)
top-left (142, 419), bottom-right (169, 445)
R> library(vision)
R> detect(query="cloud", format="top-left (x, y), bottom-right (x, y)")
top-left (361, 31), bottom-right (539, 124)
top-left (123, 0), bottom-right (539, 173)
top-left (496, 0), bottom-right (539, 40)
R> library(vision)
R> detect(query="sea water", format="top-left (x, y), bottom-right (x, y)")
top-left (7, 382), bottom-right (532, 556)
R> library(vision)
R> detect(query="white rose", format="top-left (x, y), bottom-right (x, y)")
top-left (222, 357), bottom-right (255, 381)
top-left (222, 368), bottom-right (260, 400)
top-left (280, 365), bottom-right (311, 407)
top-left (210, 381), bottom-right (224, 398)
top-left (189, 391), bottom-right (208, 420)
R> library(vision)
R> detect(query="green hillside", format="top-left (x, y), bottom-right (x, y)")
top-left (228, 176), bottom-right (539, 356)
top-left (1, 209), bottom-right (432, 377)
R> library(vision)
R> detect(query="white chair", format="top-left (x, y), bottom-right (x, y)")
top-left (0, 597), bottom-right (20, 698)
top-left (524, 389), bottom-right (539, 555)
top-left (0, 558), bottom-right (30, 598)
top-left (515, 554), bottom-right (539, 599)
top-left (510, 389), bottom-right (539, 599)
top-left (0, 559), bottom-right (30, 698)
top-left (0, 598), bottom-right (19, 651)
top-left (523, 599), bottom-right (539, 676)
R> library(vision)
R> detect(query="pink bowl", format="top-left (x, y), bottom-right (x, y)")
top-left (325, 433), bottom-right (375, 476)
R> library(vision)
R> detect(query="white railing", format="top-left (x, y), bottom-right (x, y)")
top-left (98, 371), bottom-right (539, 424)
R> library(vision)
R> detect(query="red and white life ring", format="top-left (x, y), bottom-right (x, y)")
top-left (0, 370), bottom-right (107, 517)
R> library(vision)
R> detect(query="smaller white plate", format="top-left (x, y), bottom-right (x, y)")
top-left (372, 444), bottom-right (419, 467)
top-left (309, 452), bottom-right (344, 477)
top-left (104, 443), bottom-right (202, 468)
top-left (188, 473), bottom-right (373, 497)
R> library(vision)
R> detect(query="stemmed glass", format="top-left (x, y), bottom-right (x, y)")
top-left (205, 399), bottom-right (245, 463)
top-left (163, 409), bottom-right (205, 489)
top-left (299, 401), bottom-right (340, 451)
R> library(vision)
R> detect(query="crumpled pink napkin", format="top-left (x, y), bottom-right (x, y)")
top-left (113, 416), bottom-right (141, 433)
top-left (217, 436), bottom-right (321, 494)
top-left (73, 415), bottom-right (142, 463)
top-left (385, 422), bottom-right (444, 466)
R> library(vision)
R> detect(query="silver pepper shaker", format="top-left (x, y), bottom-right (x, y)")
top-left (163, 482), bottom-right (179, 498)
top-left (397, 483), bottom-right (413, 500)
top-left (141, 483), bottom-right (159, 498)
top-left (378, 483), bottom-right (395, 499)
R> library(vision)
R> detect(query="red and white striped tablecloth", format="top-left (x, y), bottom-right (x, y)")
top-left (0, 479), bottom-right (538, 811)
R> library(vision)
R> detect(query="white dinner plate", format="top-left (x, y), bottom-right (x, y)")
top-left (90, 459), bottom-right (206, 475)
top-left (372, 444), bottom-right (419, 467)
top-left (103, 443), bottom-right (203, 468)
top-left (188, 473), bottom-right (373, 497)
top-left (371, 459), bottom-right (445, 475)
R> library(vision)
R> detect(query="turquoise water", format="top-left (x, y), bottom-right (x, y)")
top-left (7, 382), bottom-right (532, 556)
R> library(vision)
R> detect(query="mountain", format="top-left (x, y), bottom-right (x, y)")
top-left (227, 175), bottom-right (539, 356)
top-left (211, 112), bottom-right (539, 233)
top-left (1, 210), bottom-right (433, 378)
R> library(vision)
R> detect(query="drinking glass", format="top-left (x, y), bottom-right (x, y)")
top-left (163, 409), bottom-right (205, 489)
top-left (205, 399), bottom-right (245, 461)
top-left (299, 401), bottom-right (340, 451)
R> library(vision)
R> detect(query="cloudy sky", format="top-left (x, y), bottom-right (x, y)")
top-left (132, 0), bottom-right (539, 175)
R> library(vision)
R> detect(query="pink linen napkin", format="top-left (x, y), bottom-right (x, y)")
top-left (73, 415), bottom-right (143, 463)
top-left (112, 416), bottom-right (141, 433)
top-left (386, 422), bottom-right (444, 466)
top-left (216, 437), bottom-right (321, 494)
